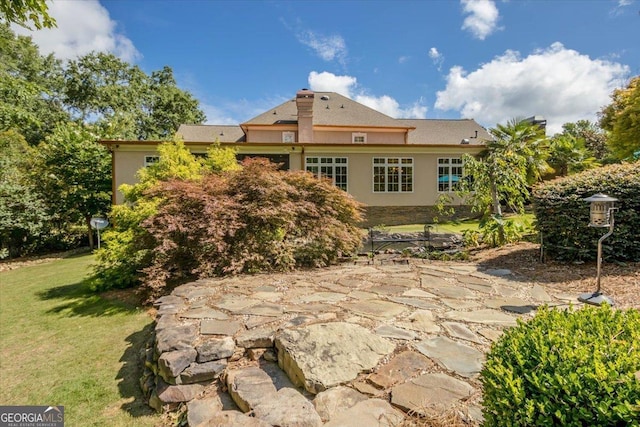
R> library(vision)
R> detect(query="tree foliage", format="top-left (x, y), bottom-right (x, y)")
top-left (458, 118), bottom-right (548, 246)
top-left (0, 24), bottom-right (207, 257)
top-left (547, 133), bottom-right (599, 177)
top-left (0, 23), bottom-right (68, 145)
top-left (460, 118), bottom-right (548, 217)
top-left (33, 122), bottom-right (112, 249)
top-left (0, 130), bottom-right (48, 257)
top-left (0, 0), bottom-right (56, 30)
top-left (63, 53), bottom-right (205, 140)
top-left (560, 120), bottom-right (609, 161)
top-left (599, 75), bottom-right (640, 161)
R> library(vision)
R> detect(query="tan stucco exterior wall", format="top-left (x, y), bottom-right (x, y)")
top-left (107, 142), bottom-right (480, 208)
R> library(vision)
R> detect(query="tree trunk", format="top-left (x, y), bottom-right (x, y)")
top-left (86, 216), bottom-right (95, 250)
top-left (490, 180), bottom-right (502, 216)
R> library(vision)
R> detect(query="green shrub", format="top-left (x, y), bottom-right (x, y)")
top-left (89, 139), bottom-right (238, 291)
top-left (461, 215), bottom-right (534, 248)
top-left (533, 162), bottom-right (640, 261)
top-left (481, 305), bottom-right (640, 426)
top-left (139, 159), bottom-right (364, 299)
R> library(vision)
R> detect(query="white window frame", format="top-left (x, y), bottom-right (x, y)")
top-left (144, 155), bottom-right (160, 167)
top-left (282, 131), bottom-right (295, 143)
top-left (305, 157), bottom-right (348, 191)
top-left (372, 157), bottom-right (413, 193)
top-left (437, 157), bottom-right (463, 192)
top-left (352, 132), bottom-right (367, 144)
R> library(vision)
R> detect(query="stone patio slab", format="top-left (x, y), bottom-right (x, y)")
top-left (415, 336), bottom-right (483, 377)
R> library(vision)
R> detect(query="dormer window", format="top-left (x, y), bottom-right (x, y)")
top-left (352, 132), bottom-right (367, 143)
top-left (282, 131), bottom-right (295, 143)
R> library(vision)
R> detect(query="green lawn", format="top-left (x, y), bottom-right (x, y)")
top-left (384, 213), bottom-right (535, 234)
top-left (0, 254), bottom-right (161, 426)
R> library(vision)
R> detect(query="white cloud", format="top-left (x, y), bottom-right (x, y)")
top-left (429, 47), bottom-right (444, 70)
top-left (355, 95), bottom-right (428, 119)
top-left (202, 104), bottom-right (237, 125)
top-left (308, 71), bottom-right (427, 119)
top-left (434, 43), bottom-right (630, 134)
top-left (398, 55), bottom-right (410, 64)
top-left (11, 0), bottom-right (140, 62)
top-left (297, 30), bottom-right (347, 65)
top-left (460, 0), bottom-right (500, 40)
top-left (308, 71), bottom-right (357, 97)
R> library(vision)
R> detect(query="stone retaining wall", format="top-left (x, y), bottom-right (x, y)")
top-left (138, 261), bottom-right (559, 426)
top-left (362, 205), bottom-right (475, 228)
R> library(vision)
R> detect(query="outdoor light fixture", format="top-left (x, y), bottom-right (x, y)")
top-left (578, 193), bottom-right (618, 306)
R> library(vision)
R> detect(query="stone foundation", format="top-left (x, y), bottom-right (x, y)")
top-left (361, 205), bottom-right (475, 228)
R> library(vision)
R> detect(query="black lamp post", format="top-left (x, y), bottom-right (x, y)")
top-left (578, 193), bottom-right (617, 306)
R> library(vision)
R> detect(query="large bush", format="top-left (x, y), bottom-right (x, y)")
top-left (90, 139), bottom-right (238, 290)
top-left (481, 305), bottom-right (640, 426)
top-left (140, 159), bottom-right (364, 298)
top-left (533, 162), bottom-right (640, 261)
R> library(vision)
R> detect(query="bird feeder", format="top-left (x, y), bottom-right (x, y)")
top-left (584, 193), bottom-right (618, 227)
top-left (578, 193), bottom-right (618, 306)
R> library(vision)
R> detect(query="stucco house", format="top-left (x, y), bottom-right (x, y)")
top-left (101, 89), bottom-right (491, 226)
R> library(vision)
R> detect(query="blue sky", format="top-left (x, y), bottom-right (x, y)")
top-left (13, 0), bottom-right (639, 134)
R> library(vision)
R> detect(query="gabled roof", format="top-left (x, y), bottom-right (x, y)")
top-left (176, 124), bottom-right (245, 143)
top-left (242, 92), bottom-right (409, 129)
top-left (402, 119), bottom-right (490, 145)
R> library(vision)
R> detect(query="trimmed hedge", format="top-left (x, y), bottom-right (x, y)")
top-left (533, 162), bottom-right (640, 261)
top-left (481, 305), bottom-right (640, 426)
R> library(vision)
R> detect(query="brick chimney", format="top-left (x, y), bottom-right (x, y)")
top-left (296, 89), bottom-right (314, 143)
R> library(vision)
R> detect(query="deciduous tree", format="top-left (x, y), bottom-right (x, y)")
top-left (0, 0), bottom-right (56, 29)
top-left (34, 123), bottom-right (112, 249)
top-left (599, 76), bottom-right (640, 160)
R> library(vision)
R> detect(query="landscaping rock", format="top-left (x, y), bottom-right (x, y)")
top-left (368, 350), bottom-right (433, 389)
top-left (275, 322), bottom-right (395, 394)
top-left (196, 337), bottom-right (235, 362)
top-left (179, 307), bottom-right (229, 320)
top-left (415, 336), bottom-right (483, 377)
top-left (180, 360), bottom-right (227, 384)
top-left (374, 324), bottom-right (417, 340)
top-left (252, 387), bottom-right (322, 427)
top-left (442, 308), bottom-right (517, 326)
top-left (339, 300), bottom-right (407, 320)
top-left (156, 378), bottom-right (208, 405)
top-left (397, 309), bottom-right (440, 333)
top-left (158, 348), bottom-right (197, 380)
top-left (201, 319), bottom-right (243, 336)
top-left (226, 366), bottom-right (277, 413)
top-left (155, 324), bottom-right (198, 354)
top-left (312, 386), bottom-right (367, 422)
top-left (442, 322), bottom-right (483, 344)
top-left (323, 398), bottom-right (404, 427)
top-left (186, 396), bottom-right (223, 426)
top-left (391, 372), bottom-right (475, 415)
top-left (195, 410), bottom-right (272, 427)
top-left (235, 327), bottom-right (274, 348)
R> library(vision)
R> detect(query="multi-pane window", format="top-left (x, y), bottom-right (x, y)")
top-left (305, 157), bottom-right (348, 191)
top-left (373, 157), bottom-right (413, 193)
top-left (144, 155), bottom-right (160, 167)
top-left (438, 157), bottom-right (463, 192)
top-left (352, 132), bottom-right (367, 143)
